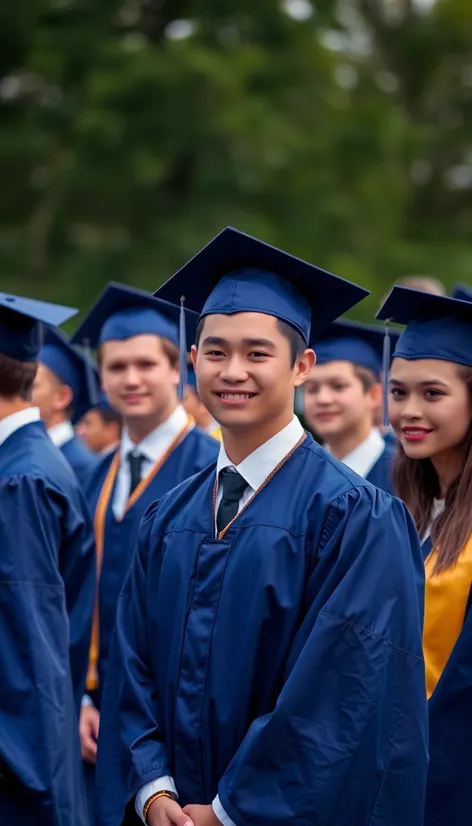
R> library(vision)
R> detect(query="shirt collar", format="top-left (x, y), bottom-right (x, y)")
top-left (216, 416), bottom-right (305, 492)
top-left (422, 498), bottom-right (445, 543)
top-left (0, 407), bottom-right (40, 449)
top-left (48, 420), bottom-right (75, 449)
top-left (339, 427), bottom-right (385, 478)
top-left (120, 404), bottom-right (189, 464)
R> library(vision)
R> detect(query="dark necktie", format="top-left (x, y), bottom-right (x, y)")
top-left (216, 467), bottom-right (248, 535)
top-left (127, 451), bottom-right (145, 498)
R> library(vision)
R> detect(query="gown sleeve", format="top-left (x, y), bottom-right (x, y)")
top-left (58, 487), bottom-right (96, 713)
top-left (0, 475), bottom-right (85, 816)
top-left (96, 502), bottom-right (169, 825)
top-left (217, 486), bottom-right (429, 826)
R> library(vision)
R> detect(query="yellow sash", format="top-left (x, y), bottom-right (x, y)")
top-left (209, 426), bottom-right (222, 442)
top-left (86, 415), bottom-right (194, 691)
top-left (424, 535), bottom-right (472, 698)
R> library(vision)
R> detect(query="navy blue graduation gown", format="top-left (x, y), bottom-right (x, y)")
top-left (0, 421), bottom-right (96, 711)
top-left (87, 426), bottom-right (219, 705)
top-left (62, 432), bottom-right (99, 490)
top-left (96, 435), bottom-right (428, 826)
top-left (0, 420), bottom-right (93, 825)
top-left (425, 608), bottom-right (472, 826)
top-left (421, 540), bottom-right (472, 826)
top-left (365, 438), bottom-right (396, 494)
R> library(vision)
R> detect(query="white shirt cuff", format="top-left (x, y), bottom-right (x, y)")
top-left (81, 694), bottom-right (95, 708)
top-left (212, 795), bottom-right (236, 826)
top-left (135, 776), bottom-right (178, 823)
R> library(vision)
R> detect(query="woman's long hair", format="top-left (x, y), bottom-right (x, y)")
top-left (393, 365), bottom-right (472, 573)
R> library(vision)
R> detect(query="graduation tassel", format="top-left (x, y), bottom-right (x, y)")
top-left (382, 321), bottom-right (391, 427)
top-left (82, 337), bottom-right (99, 407)
top-left (178, 296), bottom-right (187, 401)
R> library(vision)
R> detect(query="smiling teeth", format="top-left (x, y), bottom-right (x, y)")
top-left (404, 429), bottom-right (428, 434)
top-left (220, 393), bottom-right (253, 400)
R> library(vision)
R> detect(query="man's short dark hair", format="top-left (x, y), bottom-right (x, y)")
top-left (276, 320), bottom-right (306, 367)
top-left (0, 354), bottom-right (37, 401)
top-left (96, 406), bottom-right (122, 428)
top-left (195, 317), bottom-right (306, 368)
top-left (352, 364), bottom-right (380, 392)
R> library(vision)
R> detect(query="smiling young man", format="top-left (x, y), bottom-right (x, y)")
top-left (96, 229), bottom-right (428, 826)
top-left (303, 320), bottom-right (399, 493)
top-left (70, 283), bottom-right (219, 816)
top-left (32, 327), bottom-right (98, 488)
top-left (0, 293), bottom-right (94, 826)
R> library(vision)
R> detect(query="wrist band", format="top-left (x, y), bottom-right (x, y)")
top-left (143, 790), bottom-right (172, 823)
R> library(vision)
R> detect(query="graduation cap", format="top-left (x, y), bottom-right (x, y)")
top-left (40, 328), bottom-right (100, 424)
top-left (154, 227), bottom-right (369, 345)
top-left (311, 319), bottom-right (400, 379)
top-left (451, 284), bottom-right (472, 303)
top-left (377, 286), bottom-right (472, 368)
top-left (71, 282), bottom-right (199, 349)
top-left (71, 282), bottom-right (200, 398)
top-left (0, 293), bottom-right (77, 363)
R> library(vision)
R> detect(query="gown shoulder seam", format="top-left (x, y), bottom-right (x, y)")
top-left (319, 610), bottom-right (424, 662)
top-left (301, 440), bottom-right (375, 490)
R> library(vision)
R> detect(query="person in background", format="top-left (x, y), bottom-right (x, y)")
top-left (303, 320), bottom-right (398, 493)
top-left (377, 286), bottom-right (472, 826)
top-left (379, 275), bottom-right (446, 310)
top-left (32, 327), bottom-right (98, 488)
top-left (398, 276), bottom-right (446, 296)
top-left (183, 364), bottom-right (222, 440)
top-left (77, 393), bottom-right (122, 456)
top-left (0, 293), bottom-right (93, 826)
top-left (96, 228), bottom-right (428, 826)
top-left (71, 282), bottom-right (219, 822)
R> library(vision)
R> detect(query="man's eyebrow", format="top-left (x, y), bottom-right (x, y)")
top-left (201, 336), bottom-right (227, 347)
top-left (201, 336), bottom-right (276, 349)
top-left (241, 338), bottom-right (276, 349)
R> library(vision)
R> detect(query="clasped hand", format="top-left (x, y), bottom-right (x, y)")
top-left (147, 798), bottom-right (221, 826)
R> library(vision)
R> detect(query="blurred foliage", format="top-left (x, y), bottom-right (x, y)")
top-left (0, 0), bottom-right (471, 322)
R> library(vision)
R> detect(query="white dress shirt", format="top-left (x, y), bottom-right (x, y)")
top-left (113, 405), bottom-right (190, 520)
top-left (136, 415), bottom-right (305, 825)
top-left (336, 427), bottom-right (385, 479)
top-left (82, 407), bottom-right (193, 709)
top-left (48, 419), bottom-right (75, 449)
top-left (0, 406), bottom-right (40, 448)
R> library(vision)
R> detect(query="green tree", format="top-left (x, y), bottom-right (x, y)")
top-left (0, 0), bottom-right (470, 320)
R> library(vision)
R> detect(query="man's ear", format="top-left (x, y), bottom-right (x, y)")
top-left (55, 382), bottom-right (74, 415)
top-left (369, 381), bottom-right (383, 409)
top-left (294, 349), bottom-right (316, 388)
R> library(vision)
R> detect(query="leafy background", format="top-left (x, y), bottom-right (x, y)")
top-left (1, 0), bottom-right (471, 325)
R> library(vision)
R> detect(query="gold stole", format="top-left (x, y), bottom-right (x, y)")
top-left (86, 415), bottom-right (194, 691)
top-left (424, 535), bottom-right (472, 698)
